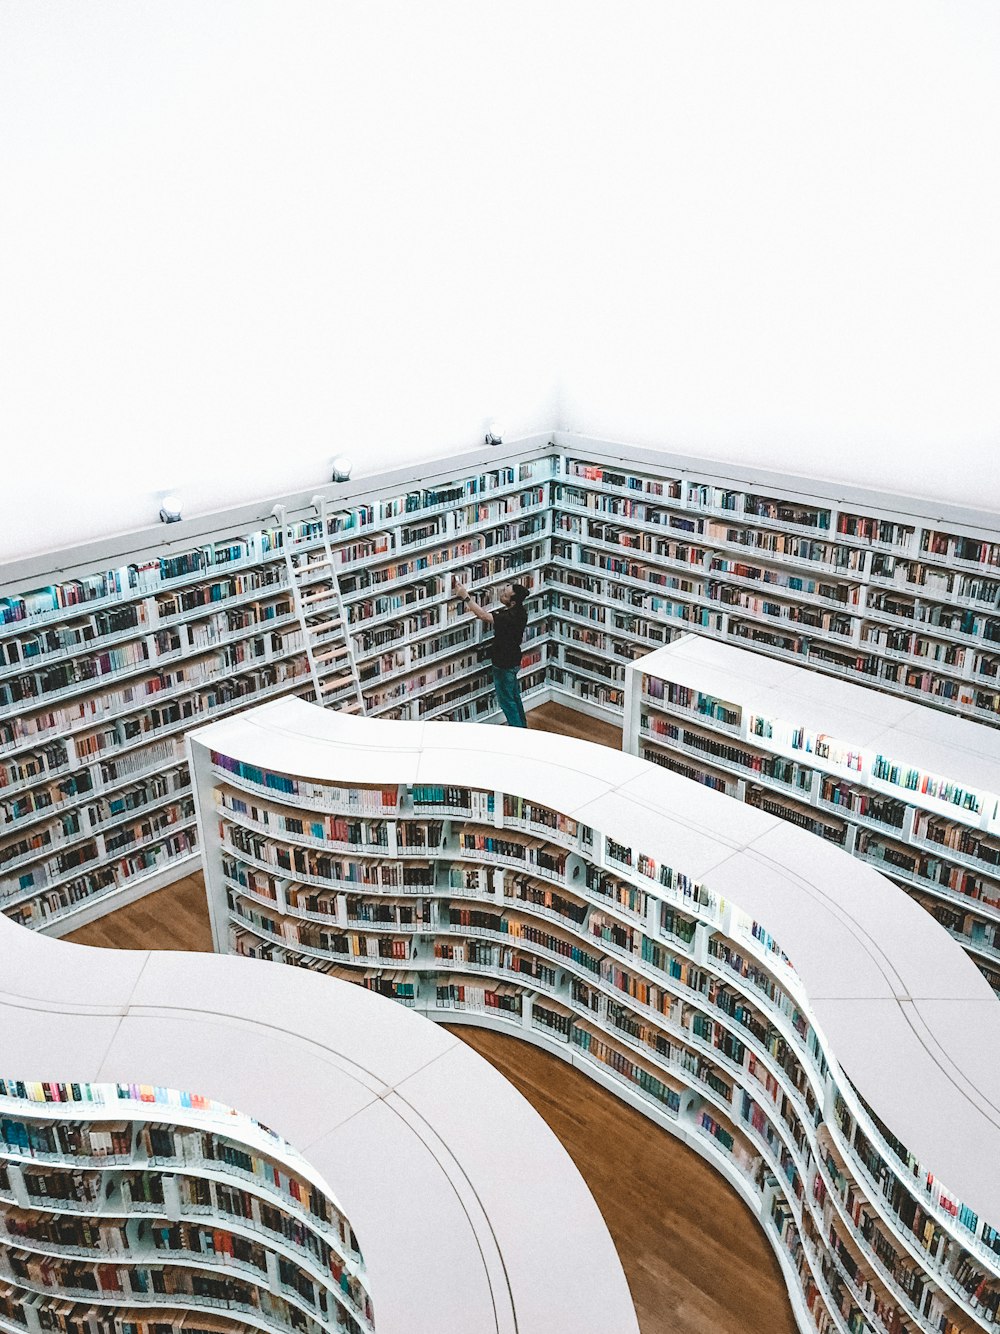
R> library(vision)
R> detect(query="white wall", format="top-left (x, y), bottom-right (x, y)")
top-left (0, 2), bottom-right (562, 562)
top-left (1, 2), bottom-right (998, 567)
top-left (553, 3), bottom-right (1000, 513)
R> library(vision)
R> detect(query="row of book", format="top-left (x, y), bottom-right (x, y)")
top-left (567, 461), bottom-right (1000, 585)
top-left (217, 833), bottom-right (998, 1333)
top-left (206, 723), bottom-right (1000, 1334)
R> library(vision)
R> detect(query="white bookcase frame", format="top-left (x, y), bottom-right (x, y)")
top-left (190, 699), bottom-right (1000, 1334)
top-left (0, 1079), bottom-right (374, 1334)
top-left (0, 890), bottom-right (637, 1334)
top-left (623, 633), bottom-right (1000, 994)
top-left (0, 439), bottom-right (556, 935)
top-left (545, 436), bottom-right (1000, 726)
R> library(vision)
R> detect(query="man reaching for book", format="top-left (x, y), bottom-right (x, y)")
top-left (452, 577), bottom-right (529, 727)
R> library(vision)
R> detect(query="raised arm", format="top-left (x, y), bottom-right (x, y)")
top-left (452, 576), bottom-right (494, 626)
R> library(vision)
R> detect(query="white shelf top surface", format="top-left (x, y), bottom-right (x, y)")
top-left (190, 698), bottom-right (1000, 1229)
top-left (0, 905), bottom-right (637, 1334)
top-left (555, 431), bottom-right (1000, 532)
top-left (632, 633), bottom-right (1000, 805)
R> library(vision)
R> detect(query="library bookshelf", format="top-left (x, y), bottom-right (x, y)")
top-left (0, 1084), bottom-right (373, 1334)
top-left (191, 698), bottom-right (1000, 1334)
top-left (2, 431), bottom-right (997, 935)
top-left (545, 436), bottom-right (1000, 729)
top-left (0, 438), bottom-right (557, 936)
top-left (622, 634), bottom-right (1000, 995)
top-left (0, 907), bottom-right (637, 1334)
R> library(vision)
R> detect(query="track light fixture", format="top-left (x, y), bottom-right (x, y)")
top-left (331, 456), bottom-right (353, 483)
top-left (159, 494), bottom-right (182, 524)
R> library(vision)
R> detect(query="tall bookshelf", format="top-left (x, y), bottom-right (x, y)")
top-left (0, 1080), bottom-right (373, 1334)
top-left (191, 698), bottom-right (1000, 1334)
top-left (622, 634), bottom-right (1000, 995)
top-left (2, 431), bottom-right (997, 935)
top-left (0, 895), bottom-right (637, 1334)
top-left (544, 436), bottom-right (1000, 728)
top-left (334, 457), bottom-right (554, 722)
top-left (0, 439), bottom-right (557, 935)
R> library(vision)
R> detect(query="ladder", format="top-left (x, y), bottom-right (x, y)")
top-left (274, 501), bottom-right (366, 714)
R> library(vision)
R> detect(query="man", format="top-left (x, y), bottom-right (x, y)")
top-left (451, 577), bottom-right (529, 727)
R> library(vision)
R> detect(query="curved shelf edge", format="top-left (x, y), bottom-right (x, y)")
top-left (186, 700), bottom-right (1000, 1332)
top-left (0, 914), bottom-right (639, 1334)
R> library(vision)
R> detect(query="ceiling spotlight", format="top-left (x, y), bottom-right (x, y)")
top-left (484, 419), bottom-right (504, 447)
top-left (331, 456), bottom-right (353, 483)
top-left (159, 494), bottom-right (183, 524)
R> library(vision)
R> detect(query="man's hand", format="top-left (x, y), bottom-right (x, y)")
top-left (453, 578), bottom-right (493, 626)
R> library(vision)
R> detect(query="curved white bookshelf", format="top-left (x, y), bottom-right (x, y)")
top-left (0, 896), bottom-right (638, 1333)
top-left (0, 1078), bottom-right (373, 1334)
top-left (190, 698), bottom-right (1000, 1334)
top-left (622, 632), bottom-right (1000, 993)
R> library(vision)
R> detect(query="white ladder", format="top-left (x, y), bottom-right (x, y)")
top-left (274, 501), bottom-right (366, 714)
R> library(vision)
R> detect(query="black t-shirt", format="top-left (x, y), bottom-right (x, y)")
top-left (490, 604), bottom-right (528, 669)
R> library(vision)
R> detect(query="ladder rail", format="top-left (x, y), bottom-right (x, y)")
top-left (273, 503), bottom-right (327, 702)
top-left (317, 496), bottom-right (368, 715)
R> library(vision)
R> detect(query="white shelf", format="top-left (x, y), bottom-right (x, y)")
top-left (624, 634), bottom-right (1000, 990)
top-left (191, 699), bottom-right (1000, 1334)
top-left (0, 898), bottom-right (637, 1334)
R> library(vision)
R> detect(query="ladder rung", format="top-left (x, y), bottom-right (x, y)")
top-left (320, 674), bottom-right (354, 693)
top-left (301, 589), bottom-right (335, 604)
top-left (297, 557), bottom-right (331, 570)
top-left (314, 649), bottom-right (347, 665)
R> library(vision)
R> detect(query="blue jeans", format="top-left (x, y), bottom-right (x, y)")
top-left (493, 667), bottom-right (527, 727)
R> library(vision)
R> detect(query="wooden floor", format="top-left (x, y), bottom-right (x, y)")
top-left (66, 872), bottom-right (216, 952)
top-left (453, 1027), bottom-right (796, 1334)
top-left (65, 702), bottom-right (797, 1334)
top-left (525, 698), bottom-right (626, 749)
